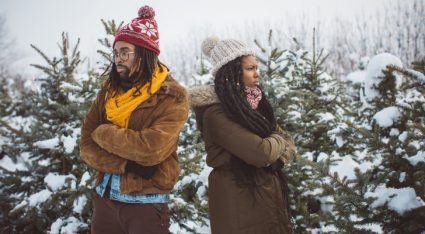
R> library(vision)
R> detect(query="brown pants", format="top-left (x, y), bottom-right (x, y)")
top-left (91, 192), bottom-right (170, 234)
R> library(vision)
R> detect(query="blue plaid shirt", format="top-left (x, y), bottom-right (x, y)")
top-left (96, 173), bottom-right (170, 203)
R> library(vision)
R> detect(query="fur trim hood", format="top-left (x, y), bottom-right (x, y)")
top-left (188, 85), bottom-right (220, 108)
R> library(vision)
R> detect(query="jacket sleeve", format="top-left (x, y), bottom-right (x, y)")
top-left (80, 91), bottom-right (127, 174)
top-left (91, 96), bottom-right (189, 166)
top-left (275, 126), bottom-right (296, 164)
top-left (204, 106), bottom-right (287, 167)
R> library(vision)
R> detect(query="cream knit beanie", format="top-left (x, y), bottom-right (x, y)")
top-left (201, 37), bottom-right (255, 76)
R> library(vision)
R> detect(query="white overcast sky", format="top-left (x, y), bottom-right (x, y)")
top-left (1, 0), bottom-right (386, 76)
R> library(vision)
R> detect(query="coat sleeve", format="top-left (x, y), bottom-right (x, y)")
top-left (91, 96), bottom-right (189, 166)
top-left (204, 106), bottom-right (286, 167)
top-left (275, 126), bottom-right (296, 164)
top-left (80, 92), bottom-right (127, 174)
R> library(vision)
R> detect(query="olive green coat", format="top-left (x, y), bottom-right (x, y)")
top-left (189, 85), bottom-right (295, 234)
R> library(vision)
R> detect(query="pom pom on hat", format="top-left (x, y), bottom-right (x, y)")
top-left (201, 36), bottom-right (220, 58)
top-left (138, 5), bottom-right (155, 18)
top-left (114, 5), bottom-right (160, 55)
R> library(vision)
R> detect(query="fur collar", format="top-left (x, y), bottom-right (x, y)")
top-left (158, 74), bottom-right (187, 102)
top-left (188, 85), bottom-right (220, 108)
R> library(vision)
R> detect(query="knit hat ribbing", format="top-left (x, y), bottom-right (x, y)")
top-left (114, 5), bottom-right (160, 55)
top-left (201, 37), bottom-right (255, 76)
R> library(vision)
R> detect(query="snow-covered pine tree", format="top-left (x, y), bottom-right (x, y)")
top-left (170, 55), bottom-right (212, 233)
top-left (0, 69), bottom-right (12, 118)
top-left (343, 56), bottom-right (369, 105)
top-left (0, 33), bottom-right (98, 233)
top-left (95, 19), bottom-right (123, 72)
top-left (255, 30), bottom-right (360, 232)
top-left (350, 53), bottom-right (425, 233)
top-left (0, 68), bottom-right (25, 230)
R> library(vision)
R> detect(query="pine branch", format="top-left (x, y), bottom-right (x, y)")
top-left (30, 44), bottom-right (54, 66)
top-left (0, 119), bottom-right (23, 136)
top-left (294, 154), bottom-right (359, 195)
top-left (72, 37), bottom-right (81, 58)
top-left (29, 64), bottom-right (55, 78)
top-left (60, 32), bottom-right (69, 67)
top-left (411, 57), bottom-right (425, 74)
top-left (254, 39), bottom-right (266, 53)
top-left (388, 64), bottom-right (425, 84)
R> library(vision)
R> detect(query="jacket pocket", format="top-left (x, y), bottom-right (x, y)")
top-left (123, 172), bottom-right (144, 194)
top-left (152, 155), bottom-right (180, 190)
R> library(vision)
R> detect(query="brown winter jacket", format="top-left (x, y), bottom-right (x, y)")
top-left (189, 85), bottom-right (295, 234)
top-left (80, 75), bottom-right (189, 195)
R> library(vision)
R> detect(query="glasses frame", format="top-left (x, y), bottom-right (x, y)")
top-left (111, 50), bottom-right (135, 62)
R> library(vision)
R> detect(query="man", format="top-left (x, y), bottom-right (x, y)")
top-left (80, 5), bottom-right (188, 234)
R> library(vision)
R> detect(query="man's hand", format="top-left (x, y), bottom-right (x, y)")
top-left (125, 160), bottom-right (158, 179)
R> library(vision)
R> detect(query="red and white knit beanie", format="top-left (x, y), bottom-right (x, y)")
top-left (201, 37), bottom-right (255, 76)
top-left (114, 5), bottom-right (160, 55)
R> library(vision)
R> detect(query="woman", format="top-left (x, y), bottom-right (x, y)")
top-left (189, 37), bottom-right (296, 234)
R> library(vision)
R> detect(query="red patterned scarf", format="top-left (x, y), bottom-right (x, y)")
top-left (245, 86), bottom-right (262, 109)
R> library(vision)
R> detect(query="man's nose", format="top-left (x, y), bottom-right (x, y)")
top-left (115, 57), bottom-right (123, 64)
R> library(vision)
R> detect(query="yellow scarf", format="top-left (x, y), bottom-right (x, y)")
top-left (105, 65), bottom-right (168, 128)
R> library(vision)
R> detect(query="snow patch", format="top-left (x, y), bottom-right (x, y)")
top-left (28, 189), bottom-right (52, 207)
top-left (398, 131), bottom-right (408, 142)
top-left (72, 196), bottom-right (87, 215)
top-left (406, 69), bottom-right (425, 83)
top-left (44, 172), bottom-right (77, 191)
top-left (365, 186), bottom-right (424, 215)
top-left (35, 137), bottom-right (59, 149)
top-left (345, 70), bottom-right (366, 84)
top-left (389, 128), bottom-right (399, 136)
top-left (373, 106), bottom-right (402, 128)
top-left (317, 112), bottom-right (335, 123)
top-left (364, 53), bottom-right (403, 101)
top-left (328, 124), bottom-right (349, 147)
top-left (407, 151), bottom-right (425, 166)
top-left (0, 156), bottom-right (28, 172)
top-left (62, 134), bottom-right (77, 154)
top-left (79, 171), bottom-right (91, 187)
top-left (330, 155), bottom-right (360, 180)
top-left (50, 217), bottom-right (87, 234)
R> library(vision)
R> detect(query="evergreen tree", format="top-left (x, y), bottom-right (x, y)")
top-left (255, 30), bottom-right (360, 232)
top-left (350, 54), bottom-right (425, 233)
top-left (0, 33), bottom-right (98, 233)
top-left (0, 69), bottom-right (12, 118)
top-left (170, 55), bottom-right (213, 233)
top-left (312, 54), bottom-right (425, 233)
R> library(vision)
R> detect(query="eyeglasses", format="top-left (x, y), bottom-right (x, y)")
top-left (111, 50), bottom-right (135, 62)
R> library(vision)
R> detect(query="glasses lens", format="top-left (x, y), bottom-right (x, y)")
top-left (121, 51), bottom-right (129, 61)
top-left (112, 51), bottom-right (132, 62)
